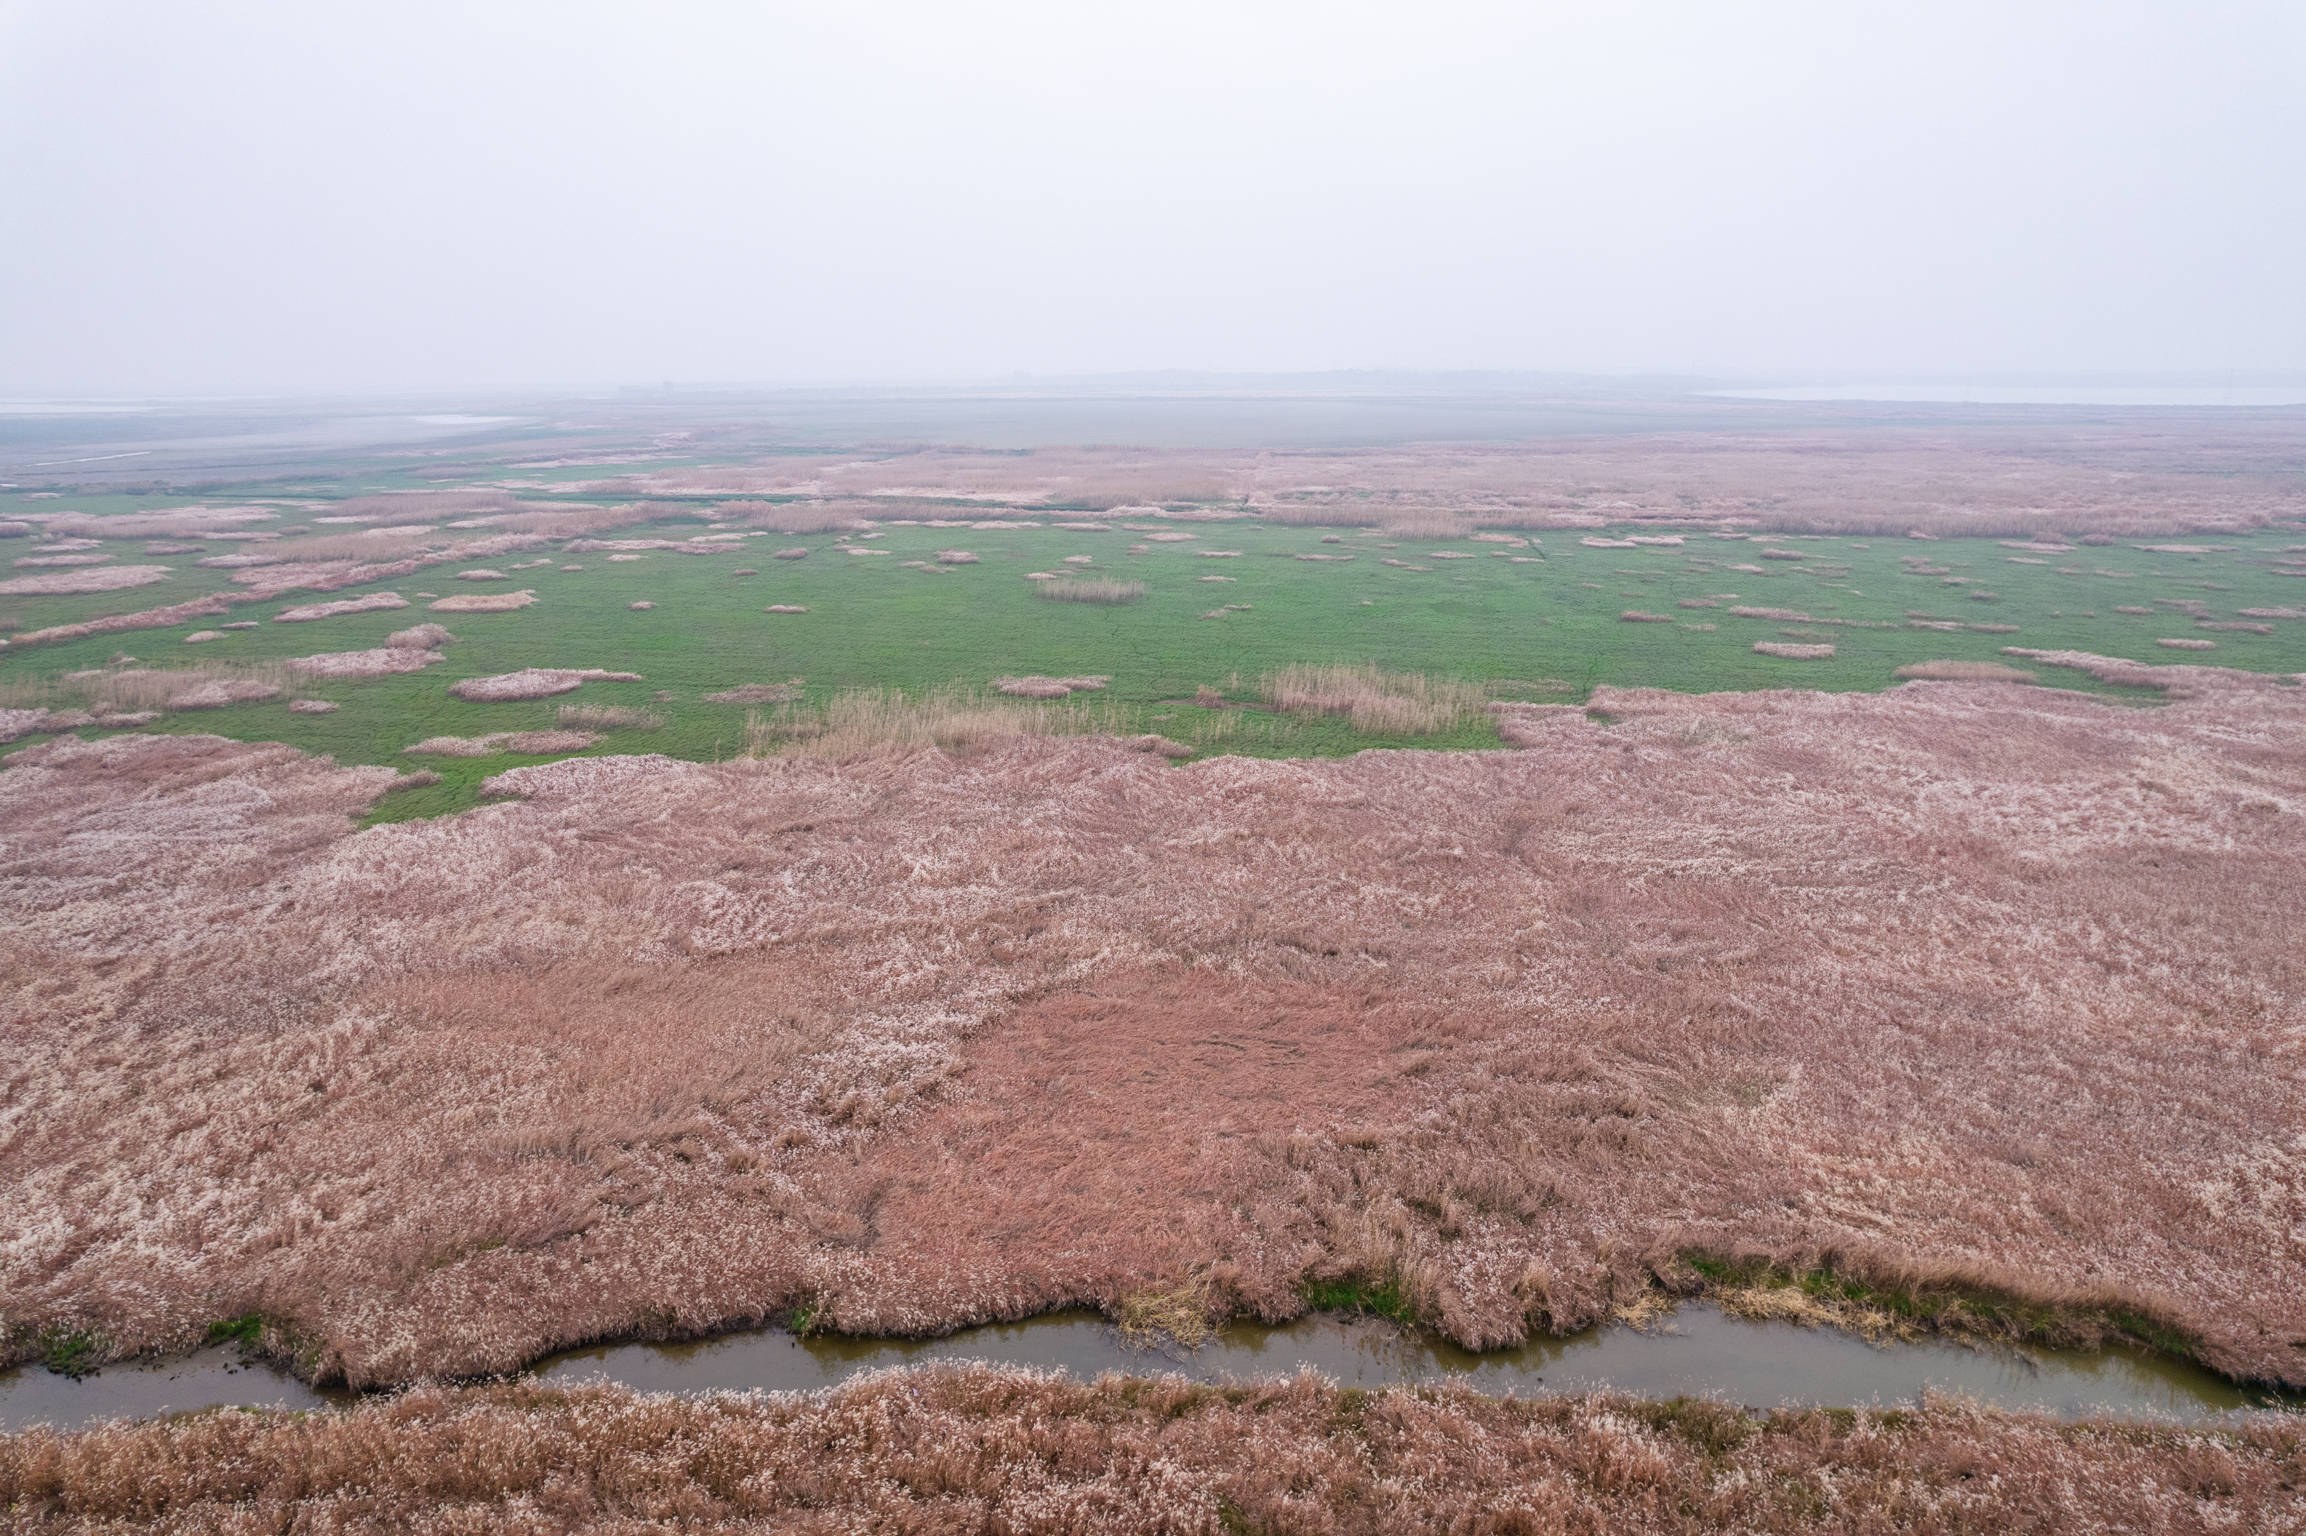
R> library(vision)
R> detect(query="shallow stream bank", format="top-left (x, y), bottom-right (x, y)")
top-left (7, 1303), bottom-right (2298, 1432)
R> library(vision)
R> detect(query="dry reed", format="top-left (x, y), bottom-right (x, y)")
top-left (5, 660), bottom-right (2306, 1395)
top-left (427, 590), bottom-right (536, 614)
top-left (744, 684), bottom-right (1119, 759)
top-left (1034, 578), bottom-right (1145, 605)
top-left (0, 565), bottom-right (173, 596)
top-left (704, 681), bottom-right (805, 705)
top-left (556, 704), bottom-right (666, 731)
top-left (10, 1368), bottom-right (2299, 1533)
top-left (450, 668), bottom-right (641, 702)
top-left (273, 593), bottom-right (409, 623)
top-left (1894, 660), bottom-right (2038, 683)
top-left (1261, 663), bottom-right (1483, 735)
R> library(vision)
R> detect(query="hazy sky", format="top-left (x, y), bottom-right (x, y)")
top-left (3, 0), bottom-right (2301, 393)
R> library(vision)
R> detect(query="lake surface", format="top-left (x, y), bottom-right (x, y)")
top-left (7, 1305), bottom-right (2297, 1432)
top-left (1712, 384), bottom-right (2306, 406)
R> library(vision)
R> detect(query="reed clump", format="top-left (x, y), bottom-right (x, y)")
top-left (1035, 577), bottom-right (1145, 605)
top-left (557, 704), bottom-right (666, 731)
top-left (744, 684), bottom-right (1120, 759)
top-left (1261, 664), bottom-right (1483, 735)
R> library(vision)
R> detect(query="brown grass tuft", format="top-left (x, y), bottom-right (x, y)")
top-left (1619, 610), bottom-right (1673, 623)
top-left (2157, 637), bottom-right (2218, 650)
top-left (384, 623), bottom-right (455, 650)
top-left (1753, 642), bottom-right (1835, 659)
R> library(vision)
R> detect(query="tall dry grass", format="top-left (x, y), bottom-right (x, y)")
top-left (4, 665), bottom-right (2305, 1391)
top-left (5, 1371), bottom-right (2300, 1534)
top-left (711, 500), bottom-right (875, 534)
top-left (744, 684), bottom-right (1120, 759)
top-left (1034, 576), bottom-right (1145, 604)
top-left (556, 704), bottom-right (666, 731)
top-left (0, 660), bottom-right (290, 716)
top-left (1261, 663), bottom-right (1484, 735)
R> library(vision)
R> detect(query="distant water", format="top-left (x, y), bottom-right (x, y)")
top-left (1712, 384), bottom-right (2306, 406)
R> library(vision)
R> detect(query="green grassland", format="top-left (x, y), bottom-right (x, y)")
top-left (5, 491), bottom-right (2303, 821)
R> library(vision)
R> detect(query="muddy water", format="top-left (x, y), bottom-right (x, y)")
top-left (8, 1305), bottom-right (2297, 1432)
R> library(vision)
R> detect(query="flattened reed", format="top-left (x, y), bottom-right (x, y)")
top-left (428, 589), bottom-right (536, 613)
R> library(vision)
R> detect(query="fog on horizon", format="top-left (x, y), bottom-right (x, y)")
top-left (3, 0), bottom-right (2301, 397)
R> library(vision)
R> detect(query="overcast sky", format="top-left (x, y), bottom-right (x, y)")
top-left (2, 0), bottom-right (2301, 394)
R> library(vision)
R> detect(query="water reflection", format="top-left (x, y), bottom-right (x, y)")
top-left (534, 1304), bottom-right (2293, 1422)
top-left (6, 1304), bottom-right (2296, 1433)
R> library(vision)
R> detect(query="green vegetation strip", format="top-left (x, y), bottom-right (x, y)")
top-left (5, 493), bottom-right (2303, 822)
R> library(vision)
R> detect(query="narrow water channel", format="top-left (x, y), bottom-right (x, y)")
top-left (5, 1305), bottom-right (2296, 1433)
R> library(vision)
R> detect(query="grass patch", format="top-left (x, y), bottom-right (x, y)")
top-left (1679, 1253), bottom-right (2203, 1360)
top-left (1299, 1273), bottom-right (1419, 1327)
top-left (1035, 577), bottom-right (1145, 604)
top-left (8, 493), bottom-right (2305, 820)
top-left (33, 1325), bottom-right (104, 1379)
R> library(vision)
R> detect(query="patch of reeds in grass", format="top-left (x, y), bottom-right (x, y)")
top-left (1894, 660), bottom-right (2037, 683)
top-left (711, 500), bottom-right (871, 534)
top-left (1753, 642), bottom-right (1835, 659)
top-left (1034, 577), bottom-right (1145, 605)
top-left (0, 660), bottom-right (291, 716)
top-left (1619, 610), bottom-right (1673, 623)
top-left (2157, 637), bottom-right (2217, 650)
top-left (1261, 663), bottom-right (1483, 735)
top-left (704, 680), bottom-right (805, 705)
top-left (0, 564), bottom-right (174, 596)
top-left (450, 668), bottom-right (642, 702)
top-left (274, 592), bottom-right (410, 623)
top-left (744, 684), bottom-right (1119, 760)
top-left (557, 703), bottom-right (667, 731)
top-left (406, 730), bottom-right (600, 758)
top-left (992, 675), bottom-right (1109, 698)
top-left (428, 589), bottom-right (536, 613)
